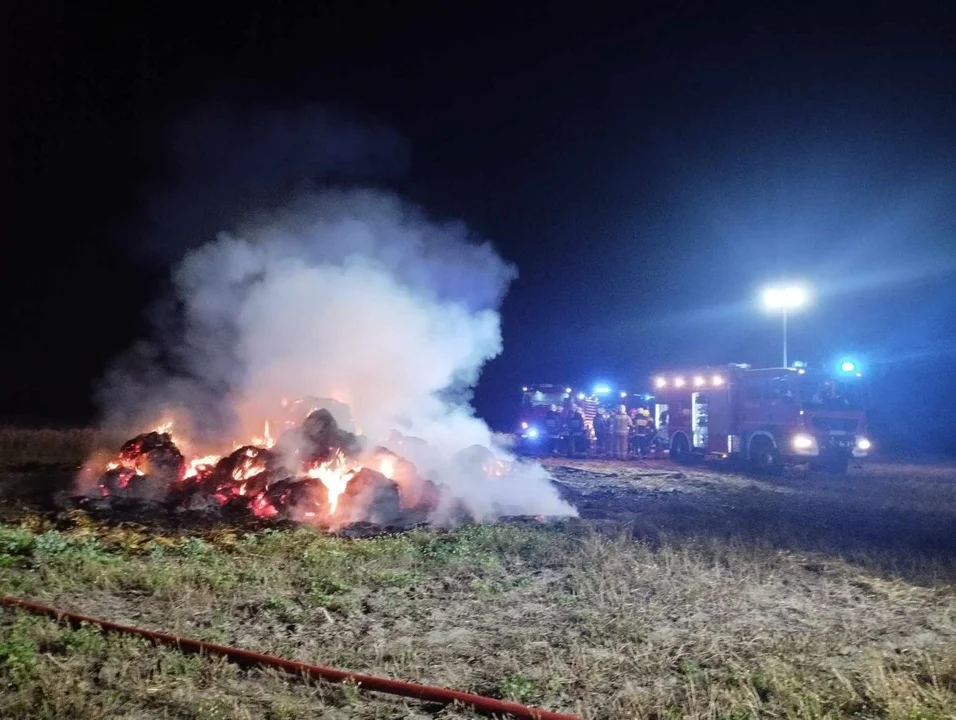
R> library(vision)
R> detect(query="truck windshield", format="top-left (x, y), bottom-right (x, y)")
top-left (522, 390), bottom-right (567, 407)
top-left (798, 375), bottom-right (866, 410)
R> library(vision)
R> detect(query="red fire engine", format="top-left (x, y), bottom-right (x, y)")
top-left (514, 384), bottom-right (602, 455)
top-left (651, 363), bottom-right (871, 473)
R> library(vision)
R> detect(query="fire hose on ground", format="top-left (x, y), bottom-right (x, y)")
top-left (0, 596), bottom-right (581, 720)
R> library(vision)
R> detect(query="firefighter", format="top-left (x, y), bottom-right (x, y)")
top-left (635, 407), bottom-right (653, 458)
top-left (566, 404), bottom-right (587, 457)
top-left (593, 408), bottom-right (610, 456)
top-left (544, 404), bottom-right (561, 455)
top-left (603, 407), bottom-right (615, 455)
top-left (612, 405), bottom-right (631, 459)
top-left (628, 408), bottom-right (641, 457)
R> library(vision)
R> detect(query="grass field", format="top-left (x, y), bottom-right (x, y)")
top-left (1, 433), bottom-right (955, 719)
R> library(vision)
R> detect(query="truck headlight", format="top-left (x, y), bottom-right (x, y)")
top-left (792, 434), bottom-right (819, 456)
top-left (792, 434), bottom-right (817, 452)
top-left (856, 437), bottom-right (871, 451)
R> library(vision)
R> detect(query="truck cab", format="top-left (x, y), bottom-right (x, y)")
top-left (513, 384), bottom-right (572, 454)
top-left (653, 364), bottom-right (871, 473)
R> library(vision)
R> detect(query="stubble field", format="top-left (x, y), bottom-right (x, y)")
top-left (1, 429), bottom-right (955, 719)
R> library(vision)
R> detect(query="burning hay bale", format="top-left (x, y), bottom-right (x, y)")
top-left (117, 431), bottom-right (184, 478)
top-left (338, 468), bottom-right (403, 525)
top-left (263, 476), bottom-right (330, 520)
top-left (208, 445), bottom-right (288, 493)
top-left (300, 408), bottom-right (361, 461)
top-left (371, 448), bottom-right (440, 513)
top-left (98, 431), bottom-right (184, 501)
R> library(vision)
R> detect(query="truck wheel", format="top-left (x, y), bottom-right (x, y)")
top-left (749, 437), bottom-right (781, 474)
top-left (669, 434), bottom-right (690, 464)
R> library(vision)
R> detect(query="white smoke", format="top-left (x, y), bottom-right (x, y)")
top-left (99, 189), bottom-right (575, 521)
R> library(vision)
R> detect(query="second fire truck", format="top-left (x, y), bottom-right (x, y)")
top-left (651, 363), bottom-right (871, 473)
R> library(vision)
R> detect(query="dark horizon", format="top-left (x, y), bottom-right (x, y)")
top-left (3, 2), bottom-right (956, 455)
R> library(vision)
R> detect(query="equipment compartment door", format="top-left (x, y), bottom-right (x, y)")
top-left (691, 393), bottom-right (709, 449)
top-left (706, 385), bottom-right (731, 453)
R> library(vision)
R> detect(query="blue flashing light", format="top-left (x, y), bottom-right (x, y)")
top-left (593, 384), bottom-right (611, 395)
top-left (840, 360), bottom-right (857, 373)
top-left (526, 427), bottom-right (540, 439)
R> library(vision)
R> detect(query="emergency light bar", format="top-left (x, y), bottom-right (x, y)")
top-left (836, 357), bottom-right (866, 376)
top-left (655, 374), bottom-right (725, 389)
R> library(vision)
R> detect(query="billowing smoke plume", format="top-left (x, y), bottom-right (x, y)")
top-left (98, 189), bottom-right (575, 521)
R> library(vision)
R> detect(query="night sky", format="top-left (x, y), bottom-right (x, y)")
top-left (4, 2), bottom-right (956, 453)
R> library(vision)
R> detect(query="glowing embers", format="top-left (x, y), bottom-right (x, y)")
top-left (183, 455), bottom-right (221, 481)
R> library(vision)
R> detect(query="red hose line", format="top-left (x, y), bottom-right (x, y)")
top-left (1, 596), bottom-right (580, 720)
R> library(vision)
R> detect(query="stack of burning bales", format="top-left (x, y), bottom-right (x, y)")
top-left (80, 408), bottom-right (449, 530)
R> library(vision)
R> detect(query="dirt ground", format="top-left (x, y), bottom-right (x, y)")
top-left (546, 458), bottom-right (956, 585)
top-left (1, 458), bottom-right (956, 719)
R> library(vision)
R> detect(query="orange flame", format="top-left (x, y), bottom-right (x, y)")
top-left (307, 450), bottom-right (359, 513)
top-left (232, 455), bottom-right (268, 483)
top-left (183, 454), bottom-right (221, 480)
top-left (251, 420), bottom-right (275, 448)
top-left (379, 456), bottom-right (396, 480)
top-left (107, 459), bottom-right (145, 476)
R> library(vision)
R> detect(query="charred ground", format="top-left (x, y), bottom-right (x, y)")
top-left (1, 434), bottom-right (955, 718)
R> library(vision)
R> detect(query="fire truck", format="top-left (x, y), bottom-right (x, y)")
top-left (651, 363), bottom-right (871, 473)
top-left (514, 384), bottom-right (603, 455)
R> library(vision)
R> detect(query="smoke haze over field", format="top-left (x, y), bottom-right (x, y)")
top-left (96, 108), bottom-right (574, 520)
